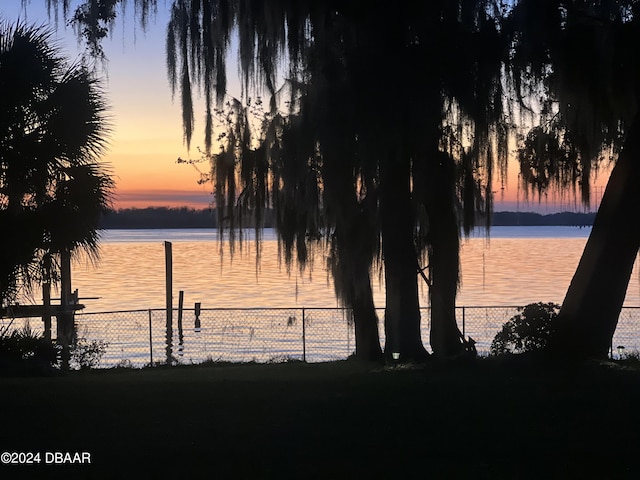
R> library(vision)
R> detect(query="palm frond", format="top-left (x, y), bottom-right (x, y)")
top-left (0, 19), bottom-right (113, 304)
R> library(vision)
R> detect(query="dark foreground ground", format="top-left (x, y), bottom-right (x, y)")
top-left (1, 358), bottom-right (640, 479)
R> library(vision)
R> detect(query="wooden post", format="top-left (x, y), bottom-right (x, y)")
top-left (42, 281), bottom-right (52, 343)
top-left (41, 253), bottom-right (52, 342)
top-left (194, 302), bottom-right (201, 331)
top-left (60, 249), bottom-right (72, 308)
top-left (58, 248), bottom-right (74, 370)
top-left (177, 290), bottom-right (184, 355)
top-left (165, 241), bottom-right (173, 365)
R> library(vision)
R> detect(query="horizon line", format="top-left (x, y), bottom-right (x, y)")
top-left (106, 205), bottom-right (599, 215)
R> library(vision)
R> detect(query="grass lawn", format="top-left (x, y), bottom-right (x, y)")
top-left (1, 358), bottom-right (640, 479)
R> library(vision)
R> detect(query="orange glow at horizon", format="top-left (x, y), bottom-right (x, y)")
top-left (106, 146), bottom-right (212, 209)
top-left (492, 159), bottom-right (611, 213)
top-left (114, 188), bottom-right (213, 209)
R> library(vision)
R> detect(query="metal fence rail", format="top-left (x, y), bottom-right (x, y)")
top-left (2, 306), bottom-right (640, 368)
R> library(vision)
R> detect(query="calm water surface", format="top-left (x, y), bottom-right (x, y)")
top-left (61, 226), bottom-right (640, 313)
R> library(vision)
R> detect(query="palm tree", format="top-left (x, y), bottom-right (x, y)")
top-left (0, 20), bottom-right (113, 364)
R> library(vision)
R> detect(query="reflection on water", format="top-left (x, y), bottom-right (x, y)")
top-left (26, 227), bottom-right (640, 312)
top-left (72, 235), bottom-right (343, 312)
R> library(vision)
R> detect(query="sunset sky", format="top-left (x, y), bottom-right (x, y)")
top-left (2, 2), bottom-right (608, 213)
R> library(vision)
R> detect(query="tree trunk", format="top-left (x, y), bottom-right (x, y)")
top-left (427, 212), bottom-right (465, 357)
top-left (351, 281), bottom-right (383, 361)
top-left (552, 115), bottom-right (640, 359)
top-left (42, 280), bottom-right (52, 343)
top-left (344, 242), bottom-right (383, 361)
top-left (57, 248), bottom-right (75, 370)
top-left (381, 150), bottom-right (429, 362)
top-left (41, 252), bottom-right (53, 343)
top-left (314, 70), bottom-right (384, 362)
top-left (330, 227), bottom-right (383, 361)
top-left (423, 153), bottom-right (466, 358)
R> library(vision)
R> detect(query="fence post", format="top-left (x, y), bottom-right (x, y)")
top-left (462, 306), bottom-right (466, 339)
top-left (302, 307), bottom-right (306, 362)
top-left (346, 308), bottom-right (350, 355)
top-left (148, 309), bottom-right (153, 366)
top-left (165, 241), bottom-right (173, 365)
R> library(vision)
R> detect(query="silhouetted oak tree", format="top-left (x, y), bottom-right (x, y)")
top-left (508, 0), bottom-right (640, 358)
top-left (44, 0), bottom-right (640, 361)
top-left (49, 0), bottom-right (511, 361)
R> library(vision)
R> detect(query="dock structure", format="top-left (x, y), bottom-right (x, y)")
top-left (0, 289), bottom-right (85, 341)
top-left (0, 291), bottom-right (85, 370)
top-left (0, 302), bottom-right (85, 319)
top-left (0, 249), bottom-right (87, 369)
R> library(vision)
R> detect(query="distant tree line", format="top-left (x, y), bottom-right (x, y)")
top-left (99, 207), bottom-right (277, 229)
top-left (491, 211), bottom-right (595, 227)
top-left (99, 207), bottom-right (216, 229)
top-left (99, 207), bottom-right (596, 229)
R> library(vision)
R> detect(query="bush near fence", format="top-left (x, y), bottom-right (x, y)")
top-left (2, 306), bottom-right (640, 368)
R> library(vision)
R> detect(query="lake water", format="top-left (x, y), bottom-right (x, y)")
top-left (8, 226), bottom-right (640, 365)
top-left (62, 226), bottom-right (639, 312)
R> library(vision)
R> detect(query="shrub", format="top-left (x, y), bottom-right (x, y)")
top-left (70, 338), bottom-right (108, 370)
top-left (267, 354), bottom-right (302, 364)
top-left (114, 359), bottom-right (134, 369)
top-left (0, 323), bottom-right (60, 374)
top-left (490, 302), bottom-right (560, 355)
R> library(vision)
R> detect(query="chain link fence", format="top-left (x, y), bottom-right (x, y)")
top-left (2, 306), bottom-right (640, 368)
